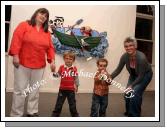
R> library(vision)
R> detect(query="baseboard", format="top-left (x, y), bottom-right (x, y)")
top-left (5, 87), bottom-right (154, 93)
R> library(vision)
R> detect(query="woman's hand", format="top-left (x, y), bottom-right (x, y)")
top-left (13, 55), bottom-right (19, 68)
top-left (50, 61), bottom-right (56, 72)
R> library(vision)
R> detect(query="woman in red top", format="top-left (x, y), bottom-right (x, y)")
top-left (9, 8), bottom-right (56, 117)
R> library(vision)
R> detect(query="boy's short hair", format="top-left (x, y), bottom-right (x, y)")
top-left (96, 58), bottom-right (108, 66)
top-left (63, 51), bottom-right (75, 61)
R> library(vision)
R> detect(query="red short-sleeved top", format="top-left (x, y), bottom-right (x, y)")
top-left (9, 21), bottom-right (55, 69)
top-left (58, 65), bottom-right (78, 91)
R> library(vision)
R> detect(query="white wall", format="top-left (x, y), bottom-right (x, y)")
top-left (6, 5), bottom-right (155, 93)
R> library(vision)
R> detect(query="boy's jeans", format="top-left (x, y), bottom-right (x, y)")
top-left (124, 71), bottom-right (153, 117)
top-left (52, 90), bottom-right (79, 117)
top-left (90, 93), bottom-right (108, 117)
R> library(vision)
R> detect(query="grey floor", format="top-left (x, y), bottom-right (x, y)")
top-left (6, 91), bottom-right (155, 117)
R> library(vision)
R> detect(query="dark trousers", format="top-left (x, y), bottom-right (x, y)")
top-left (90, 93), bottom-right (108, 117)
top-left (124, 71), bottom-right (153, 117)
top-left (52, 90), bottom-right (79, 117)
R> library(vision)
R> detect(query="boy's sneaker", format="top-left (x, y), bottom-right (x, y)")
top-left (51, 111), bottom-right (60, 117)
top-left (72, 113), bottom-right (79, 117)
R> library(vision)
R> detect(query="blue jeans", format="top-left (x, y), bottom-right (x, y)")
top-left (124, 71), bottom-right (153, 117)
top-left (90, 93), bottom-right (108, 117)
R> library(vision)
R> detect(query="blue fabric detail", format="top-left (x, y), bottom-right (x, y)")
top-left (52, 28), bottom-right (109, 58)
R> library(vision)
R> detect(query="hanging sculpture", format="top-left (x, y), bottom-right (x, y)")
top-left (49, 16), bottom-right (109, 61)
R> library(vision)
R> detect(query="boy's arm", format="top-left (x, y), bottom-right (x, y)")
top-left (73, 67), bottom-right (79, 87)
top-left (74, 67), bottom-right (79, 92)
top-left (74, 76), bottom-right (79, 92)
top-left (105, 72), bottom-right (112, 85)
top-left (74, 76), bottom-right (79, 87)
top-left (94, 72), bottom-right (101, 82)
top-left (99, 70), bottom-right (112, 85)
